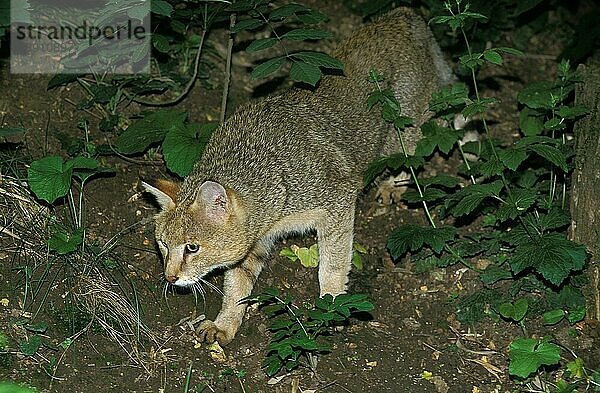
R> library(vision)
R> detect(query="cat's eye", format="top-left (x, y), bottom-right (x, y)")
top-left (185, 243), bottom-right (200, 254)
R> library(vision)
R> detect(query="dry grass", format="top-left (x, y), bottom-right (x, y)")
top-left (0, 173), bottom-right (164, 375)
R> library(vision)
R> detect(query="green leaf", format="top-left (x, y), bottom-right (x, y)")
top-left (117, 110), bottom-right (187, 154)
top-left (446, 180), bottom-right (504, 216)
top-left (163, 122), bottom-right (217, 177)
top-left (151, 0), bottom-right (172, 16)
top-left (19, 335), bottom-right (41, 356)
top-left (480, 265), bottom-right (512, 285)
top-left (27, 156), bottom-right (72, 204)
top-left (462, 98), bottom-right (499, 118)
top-left (25, 321), bottom-right (48, 333)
top-left (295, 10), bottom-right (328, 24)
top-left (556, 105), bottom-right (589, 119)
top-left (496, 188), bottom-right (538, 221)
top-left (246, 37), bottom-right (278, 52)
top-left (290, 51), bottom-right (343, 70)
top-left (152, 34), bottom-right (170, 53)
top-left (519, 107), bottom-right (544, 136)
top-left (269, 4), bottom-right (309, 20)
top-left (415, 121), bottom-right (460, 156)
top-left (294, 244), bottom-right (319, 268)
top-left (567, 306), bottom-right (586, 324)
top-left (495, 47), bottom-right (524, 56)
top-left (47, 74), bottom-right (81, 90)
top-left (251, 57), bottom-right (286, 80)
top-left (499, 146), bottom-right (528, 170)
top-left (421, 174), bottom-right (461, 188)
top-left (498, 298), bottom-right (528, 322)
top-left (510, 234), bottom-right (587, 286)
top-left (483, 49), bottom-right (502, 65)
top-left (289, 61), bottom-right (321, 86)
top-left (528, 144), bottom-right (568, 172)
top-left (48, 227), bottom-right (84, 255)
top-left (231, 18), bottom-right (265, 33)
top-left (279, 247), bottom-right (298, 261)
top-left (543, 309), bottom-right (565, 325)
top-left (387, 225), bottom-right (455, 258)
top-left (282, 28), bottom-right (332, 41)
top-left (508, 338), bottom-right (561, 378)
top-left (429, 83), bottom-right (469, 112)
top-left (518, 81), bottom-right (556, 110)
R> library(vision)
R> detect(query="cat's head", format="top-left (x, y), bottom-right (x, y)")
top-left (141, 179), bottom-right (250, 287)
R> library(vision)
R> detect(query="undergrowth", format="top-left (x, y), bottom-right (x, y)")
top-left (364, 0), bottom-right (595, 386)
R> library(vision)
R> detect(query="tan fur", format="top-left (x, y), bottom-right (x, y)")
top-left (143, 8), bottom-right (454, 345)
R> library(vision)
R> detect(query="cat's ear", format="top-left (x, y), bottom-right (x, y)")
top-left (195, 181), bottom-right (229, 222)
top-left (141, 179), bottom-right (179, 210)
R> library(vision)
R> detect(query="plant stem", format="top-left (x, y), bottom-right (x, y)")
top-left (220, 13), bottom-right (236, 123)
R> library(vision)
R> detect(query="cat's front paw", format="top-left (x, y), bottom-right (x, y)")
top-left (195, 320), bottom-right (234, 346)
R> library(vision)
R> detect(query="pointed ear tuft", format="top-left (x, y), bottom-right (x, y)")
top-left (140, 179), bottom-right (179, 210)
top-left (195, 181), bottom-right (229, 222)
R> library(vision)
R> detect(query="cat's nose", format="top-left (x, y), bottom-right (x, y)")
top-left (165, 275), bottom-right (179, 283)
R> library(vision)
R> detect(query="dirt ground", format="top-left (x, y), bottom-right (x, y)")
top-left (1, 2), bottom-right (599, 393)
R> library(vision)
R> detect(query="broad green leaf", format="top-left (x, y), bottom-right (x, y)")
top-left (246, 37), bottom-right (278, 52)
top-left (480, 265), bottom-right (512, 285)
top-left (47, 74), bottom-right (81, 90)
top-left (117, 110), bottom-right (187, 154)
top-left (19, 334), bottom-right (41, 356)
top-left (567, 306), bottom-right (586, 324)
top-left (496, 188), bottom-right (538, 221)
top-left (519, 107), bottom-right (544, 136)
top-left (483, 49), bottom-right (502, 65)
top-left (231, 18), bottom-right (265, 33)
top-left (282, 28), bottom-right (332, 41)
top-left (518, 81), bottom-right (556, 110)
top-left (289, 60), bottom-right (321, 86)
top-left (294, 244), bottom-right (319, 268)
top-left (429, 83), bottom-right (469, 112)
top-left (152, 34), bottom-right (170, 53)
top-left (251, 57), bottom-right (285, 80)
top-left (446, 180), bottom-right (504, 216)
top-left (151, 0), bottom-right (173, 16)
top-left (387, 225), bottom-right (455, 258)
top-left (499, 146), bottom-right (528, 170)
top-left (269, 3), bottom-right (308, 20)
top-left (163, 122), bottom-right (216, 177)
top-left (566, 357), bottom-right (585, 379)
top-left (510, 233), bottom-right (586, 286)
top-left (543, 309), bottom-right (565, 325)
top-left (402, 188), bottom-right (447, 203)
top-left (415, 121), bottom-right (460, 156)
top-left (279, 247), bottom-right (298, 261)
top-left (25, 321), bottom-right (48, 333)
top-left (420, 174), bottom-right (461, 188)
top-left (290, 51), bottom-right (343, 70)
top-left (528, 144), bottom-right (568, 172)
top-left (28, 156), bottom-right (72, 204)
top-left (556, 105), bottom-right (589, 119)
top-left (508, 338), bottom-right (561, 378)
top-left (48, 227), bottom-right (84, 254)
top-left (295, 10), bottom-right (328, 24)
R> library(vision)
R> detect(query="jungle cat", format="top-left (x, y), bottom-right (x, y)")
top-left (142, 7), bottom-right (454, 345)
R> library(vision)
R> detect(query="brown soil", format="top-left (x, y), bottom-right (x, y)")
top-left (1, 2), bottom-right (598, 393)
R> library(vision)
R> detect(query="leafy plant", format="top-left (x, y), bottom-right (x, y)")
top-left (363, 0), bottom-right (590, 382)
top-left (508, 337), bottom-right (561, 379)
top-left (247, 288), bottom-right (373, 376)
top-left (280, 242), bottom-right (367, 269)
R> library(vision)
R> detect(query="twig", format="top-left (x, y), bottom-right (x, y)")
top-left (131, 28), bottom-right (207, 106)
top-left (220, 13), bottom-right (236, 123)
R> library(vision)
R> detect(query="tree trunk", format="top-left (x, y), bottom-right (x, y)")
top-left (570, 56), bottom-right (600, 321)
